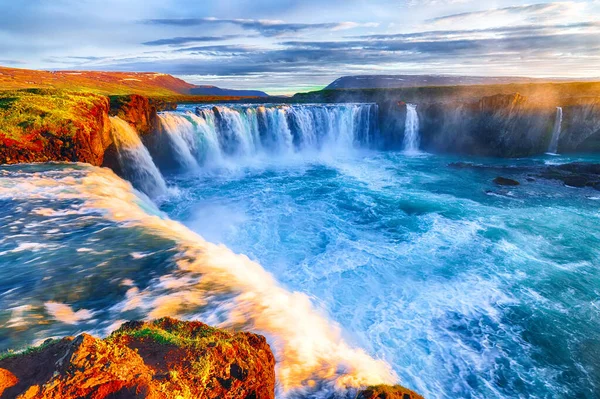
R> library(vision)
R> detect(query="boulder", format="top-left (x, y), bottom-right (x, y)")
top-left (493, 176), bottom-right (520, 186)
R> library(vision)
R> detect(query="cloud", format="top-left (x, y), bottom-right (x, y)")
top-left (426, 2), bottom-right (586, 27)
top-left (2, 0), bottom-right (597, 93)
top-left (174, 44), bottom-right (260, 54)
top-left (0, 59), bottom-right (25, 65)
top-left (88, 27), bottom-right (600, 78)
top-left (143, 17), bottom-right (378, 36)
top-left (351, 21), bottom-right (600, 41)
top-left (142, 35), bottom-right (244, 46)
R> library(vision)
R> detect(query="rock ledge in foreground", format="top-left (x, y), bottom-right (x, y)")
top-left (0, 318), bottom-right (275, 399)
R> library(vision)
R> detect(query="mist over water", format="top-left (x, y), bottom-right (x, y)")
top-left (1, 104), bottom-right (600, 398)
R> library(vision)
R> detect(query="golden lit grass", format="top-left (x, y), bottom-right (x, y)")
top-left (0, 89), bottom-right (107, 145)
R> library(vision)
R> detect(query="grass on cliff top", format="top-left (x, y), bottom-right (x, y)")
top-left (0, 89), bottom-right (106, 144)
top-left (108, 318), bottom-right (261, 386)
top-left (108, 318), bottom-right (244, 350)
top-left (0, 338), bottom-right (58, 362)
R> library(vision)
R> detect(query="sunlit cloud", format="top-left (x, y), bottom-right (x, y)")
top-left (142, 35), bottom-right (245, 46)
top-left (426, 2), bottom-right (590, 29)
top-left (143, 17), bottom-right (379, 37)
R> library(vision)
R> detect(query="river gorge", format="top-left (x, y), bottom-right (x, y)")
top-left (1, 94), bottom-right (600, 398)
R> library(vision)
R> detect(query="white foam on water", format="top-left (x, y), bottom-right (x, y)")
top-left (44, 302), bottom-right (94, 325)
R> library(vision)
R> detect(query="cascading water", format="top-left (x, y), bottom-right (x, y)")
top-left (547, 107), bottom-right (563, 154)
top-left (154, 113), bottom-right (200, 171)
top-left (109, 116), bottom-right (167, 198)
top-left (155, 104), bottom-right (378, 168)
top-left (402, 104), bottom-right (420, 153)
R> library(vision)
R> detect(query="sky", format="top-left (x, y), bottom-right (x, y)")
top-left (0, 0), bottom-right (599, 94)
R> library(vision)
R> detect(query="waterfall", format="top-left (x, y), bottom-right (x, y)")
top-left (154, 103), bottom-right (378, 169)
top-left (109, 116), bottom-right (167, 198)
top-left (403, 104), bottom-right (420, 153)
top-left (155, 113), bottom-right (201, 171)
top-left (547, 107), bottom-right (563, 154)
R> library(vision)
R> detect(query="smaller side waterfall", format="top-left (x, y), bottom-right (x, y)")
top-left (109, 116), bottom-right (167, 198)
top-left (403, 104), bottom-right (420, 153)
top-left (547, 107), bottom-right (563, 154)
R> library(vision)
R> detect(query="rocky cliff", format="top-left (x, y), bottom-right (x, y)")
top-left (379, 94), bottom-right (557, 156)
top-left (381, 95), bottom-right (600, 156)
top-left (109, 94), bottom-right (159, 136)
top-left (0, 318), bottom-right (276, 399)
top-left (294, 82), bottom-right (600, 156)
top-left (559, 99), bottom-right (600, 153)
top-left (0, 90), bottom-right (112, 165)
top-left (0, 91), bottom-right (167, 167)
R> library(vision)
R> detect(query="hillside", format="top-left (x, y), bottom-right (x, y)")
top-left (0, 66), bottom-right (269, 99)
top-left (0, 66), bottom-right (195, 96)
top-left (0, 89), bottom-right (112, 165)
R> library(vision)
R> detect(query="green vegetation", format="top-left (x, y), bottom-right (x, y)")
top-left (109, 318), bottom-right (241, 350)
top-left (108, 318), bottom-right (262, 386)
top-left (0, 338), bottom-right (58, 361)
top-left (0, 89), bottom-right (107, 145)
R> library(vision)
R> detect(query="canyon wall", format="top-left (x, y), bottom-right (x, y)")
top-left (2, 84), bottom-right (600, 166)
top-left (0, 90), bottom-right (112, 165)
top-left (378, 95), bottom-right (600, 156)
top-left (294, 82), bottom-right (600, 156)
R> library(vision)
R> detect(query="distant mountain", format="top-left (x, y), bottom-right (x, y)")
top-left (325, 75), bottom-right (578, 90)
top-left (189, 85), bottom-right (269, 97)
